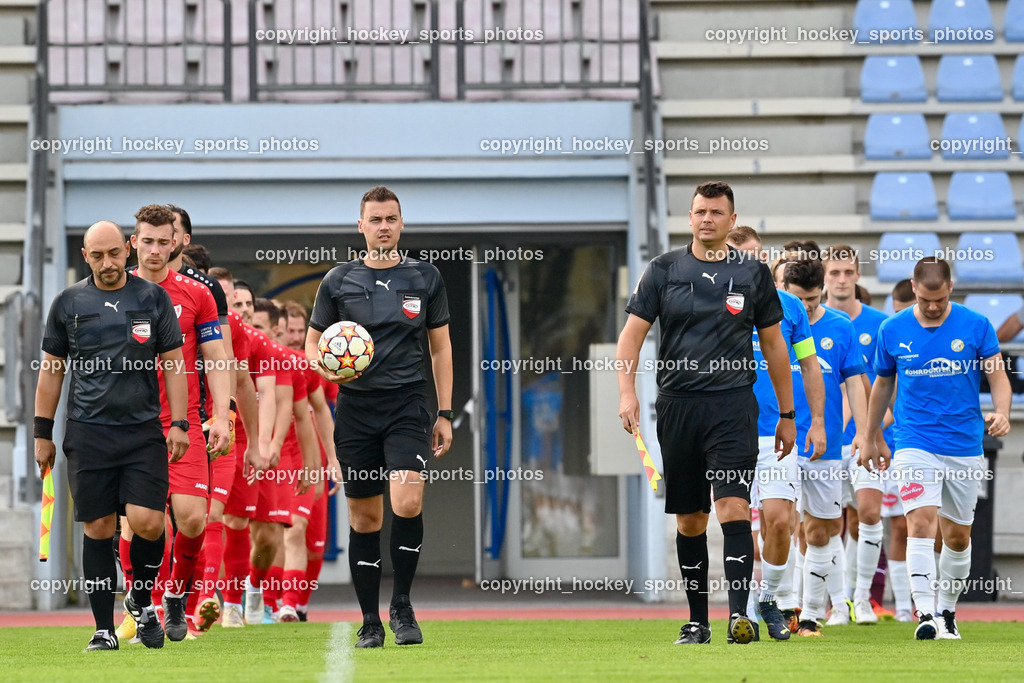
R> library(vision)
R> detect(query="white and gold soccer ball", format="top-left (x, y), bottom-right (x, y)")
top-left (318, 320), bottom-right (374, 379)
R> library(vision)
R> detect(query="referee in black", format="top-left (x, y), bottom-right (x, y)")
top-left (34, 221), bottom-right (190, 651)
top-left (305, 186), bottom-right (453, 648)
top-left (617, 181), bottom-right (797, 645)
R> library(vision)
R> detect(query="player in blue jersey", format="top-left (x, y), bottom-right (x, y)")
top-left (822, 244), bottom-right (893, 625)
top-left (728, 227), bottom-right (826, 640)
top-left (862, 258), bottom-right (1011, 640)
top-left (782, 259), bottom-right (869, 637)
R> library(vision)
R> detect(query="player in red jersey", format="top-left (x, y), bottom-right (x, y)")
top-left (278, 301), bottom-right (339, 621)
top-left (124, 205), bottom-right (232, 642)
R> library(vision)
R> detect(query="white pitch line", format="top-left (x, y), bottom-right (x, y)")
top-left (320, 621), bottom-right (354, 682)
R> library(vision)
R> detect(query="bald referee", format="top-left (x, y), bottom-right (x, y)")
top-left (35, 221), bottom-right (189, 650)
top-left (617, 181), bottom-right (797, 646)
top-left (305, 186), bottom-right (452, 648)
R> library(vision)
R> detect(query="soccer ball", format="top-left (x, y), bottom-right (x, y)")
top-left (318, 320), bottom-right (374, 379)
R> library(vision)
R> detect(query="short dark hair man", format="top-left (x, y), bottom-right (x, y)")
top-left (617, 181), bottom-right (797, 645)
top-left (305, 185), bottom-right (453, 648)
top-left (35, 221), bottom-right (189, 650)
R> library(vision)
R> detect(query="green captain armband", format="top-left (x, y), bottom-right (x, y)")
top-left (792, 337), bottom-right (816, 361)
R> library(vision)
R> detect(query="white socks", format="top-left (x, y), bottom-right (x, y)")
top-left (888, 559), bottom-right (912, 613)
top-left (855, 521), bottom-right (884, 601)
top-left (937, 543), bottom-right (972, 614)
top-left (844, 534), bottom-right (858, 601)
top-left (802, 543), bottom-right (832, 622)
top-left (906, 537), bottom-right (937, 615)
top-left (827, 534), bottom-right (847, 610)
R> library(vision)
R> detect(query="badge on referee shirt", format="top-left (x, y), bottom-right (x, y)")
top-left (131, 319), bottom-right (151, 343)
top-left (725, 291), bottom-right (745, 315)
top-left (402, 294), bottom-right (421, 320)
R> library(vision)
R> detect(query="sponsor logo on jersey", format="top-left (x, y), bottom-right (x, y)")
top-left (900, 482), bottom-right (924, 501)
top-left (725, 293), bottom-right (744, 315)
top-left (905, 358), bottom-right (966, 378)
top-left (131, 320), bottom-right (151, 343)
top-left (402, 295), bottom-right (421, 319)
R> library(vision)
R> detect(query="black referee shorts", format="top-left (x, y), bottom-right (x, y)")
top-left (63, 418), bottom-right (169, 522)
top-left (334, 385), bottom-right (432, 498)
top-left (656, 388), bottom-right (758, 515)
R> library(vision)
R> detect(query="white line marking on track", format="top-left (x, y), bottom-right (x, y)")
top-left (320, 622), bottom-right (353, 682)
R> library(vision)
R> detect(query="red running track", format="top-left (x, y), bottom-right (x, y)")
top-left (3, 604), bottom-right (1024, 628)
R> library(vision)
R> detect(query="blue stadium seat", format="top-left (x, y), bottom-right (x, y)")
top-left (861, 56), bottom-right (927, 102)
top-left (936, 54), bottom-right (1003, 101)
top-left (947, 172), bottom-right (1017, 220)
top-left (853, 0), bottom-right (919, 43)
top-left (956, 233), bottom-right (1024, 284)
top-left (939, 113), bottom-right (1009, 160)
top-left (882, 294), bottom-right (895, 315)
top-left (963, 294), bottom-right (1024, 342)
top-left (1013, 55), bottom-right (1024, 100)
top-left (1006, 0), bottom-right (1024, 41)
top-left (876, 232), bottom-right (942, 281)
top-left (928, 0), bottom-right (995, 42)
top-left (870, 173), bottom-right (939, 221)
top-left (864, 113), bottom-right (932, 159)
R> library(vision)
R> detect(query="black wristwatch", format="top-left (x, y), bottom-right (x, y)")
top-left (170, 419), bottom-right (190, 432)
top-left (437, 410), bottom-right (455, 420)
top-left (779, 410), bottom-right (796, 420)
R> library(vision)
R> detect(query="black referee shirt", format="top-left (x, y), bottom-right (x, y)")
top-left (42, 272), bottom-right (183, 424)
top-left (178, 262), bottom-right (227, 420)
top-left (309, 256), bottom-right (449, 393)
top-left (626, 244), bottom-right (783, 394)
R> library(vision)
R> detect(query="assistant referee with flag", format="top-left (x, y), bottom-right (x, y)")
top-left (617, 181), bottom-right (797, 646)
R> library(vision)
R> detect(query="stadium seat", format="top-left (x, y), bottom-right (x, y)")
top-left (928, 0), bottom-right (995, 43)
top-left (1013, 55), bottom-right (1024, 100)
top-left (939, 112), bottom-right (1009, 160)
top-left (936, 54), bottom-right (1003, 101)
top-left (876, 232), bottom-right (942, 281)
top-left (582, 0), bottom-right (641, 41)
top-left (860, 56), bottom-right (927, 102)
top-left (956, 233), bottom-right (1024, 284)
top-left (1005, 0), bottom-right (1024, 41)
top-left (947, 172), bottom-right (1017, 220)
top-left (882, 294), bottom-right (896, 316)
top-left (864, 113), bottom-right (932, 160)
top-left (853, 0), bottom-right (919, 43)
top-left (504, 0), bottom-right (577, 41)
top-left (963, 294), bottom-right (1024, 342)
top-left (870, 173), bottom-right (939, 221)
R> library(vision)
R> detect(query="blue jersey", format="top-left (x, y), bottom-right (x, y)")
top-left (752, 290), bottom-right (815, 438)
top-left (796, 306), bottom-right (866, 460)
top-left (874, 303), bottom-right (1000, 457)
top-left (843, 304), bottom-right (890, 446)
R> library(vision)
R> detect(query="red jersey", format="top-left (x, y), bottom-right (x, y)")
top-left (204, 309), bottom-right (250, 419)
top-left (151, 270), bottom-right (222, 427)
top-left (234, 325), bottom-right (284, 444)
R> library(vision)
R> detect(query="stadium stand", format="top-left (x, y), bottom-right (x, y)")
top-left (955, 232), bottom-right (1024, 283)
top-left (1007, 0), bottom-right (1024, 41)
top-left (939, 112), bottom-right (1011, 160)
top-left (853, 0), bottom-right (919, 43)
top-left (876, 231), bottom-right (943, 282)
top-left (864, 113), bottom-right (932, 160)
top-left (947, 172), bottom-right (1017, 220)
top-left (870, 173), bottom-right (940, 221)
top-left (936, 54), bottom-right (1003, 102)
top-left (860, 56), bottom-right (928, 103)
top-left (928, 0), bottom-right (996, 43)
top-left (1013, 55), bottom-right (1024, 100)
top-left (964, 294), bottom-right (1024, 342)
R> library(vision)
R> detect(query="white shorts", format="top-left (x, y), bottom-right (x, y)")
top-left (892, 448), bottom-right (984, 526)
top-left (881, 478), bottom-right (904, 518)
top-left (846, 443), bottom-right (886, 495)
top-left (798, 458), bottom-right (843, 520)
top-left (751, 506), bottom-right (760, 532)
top-left (755, 436), bottom-right (799, 505)
top-left (841, 444), bottom-right (855, 507)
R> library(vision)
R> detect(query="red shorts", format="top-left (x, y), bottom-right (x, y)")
top-left (166, 421), bottom-right (209, 499)
top-left (306, 488), bottom-right (328, 553)
top-left (261, 474), bottom-right (289, 525)
top-left (224, 433), bottom-right (257, 519)
top-left (209, 448), bottom-right (236, 505)
top-left (280, 443), bottom-right (315, 522)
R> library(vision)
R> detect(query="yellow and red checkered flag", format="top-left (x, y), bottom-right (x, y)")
top-left (39, 465), bottom-right (55, 562)
top-left (633, 429), bottom-right (662, 492)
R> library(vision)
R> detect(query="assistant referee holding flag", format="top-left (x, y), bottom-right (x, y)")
top-left (306, 186), bottom-right (453, 649)
top-left (617, 181), bottom-right (797, 645)
top-left (35, 221), bottom-right (190, 651)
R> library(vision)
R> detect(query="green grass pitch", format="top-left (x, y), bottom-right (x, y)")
top-left (4, 619), bottom-right (1024, 681)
